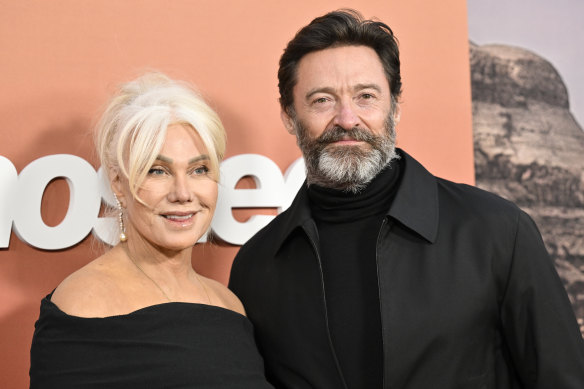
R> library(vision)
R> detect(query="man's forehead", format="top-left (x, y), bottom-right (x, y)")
top-left (297, 44), bottom-right (381, 66)
top-left (294, 46), bottom-right (389, 94)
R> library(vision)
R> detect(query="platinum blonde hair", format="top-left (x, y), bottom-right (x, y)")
top-left (95, 72), bottom-right (226, 201)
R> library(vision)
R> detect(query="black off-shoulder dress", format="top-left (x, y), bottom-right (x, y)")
top-left (29, 293), bottom-right (274, 389)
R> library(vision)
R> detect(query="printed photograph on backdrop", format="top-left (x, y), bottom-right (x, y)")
top-left (468, 0), bottom-right (584, 334)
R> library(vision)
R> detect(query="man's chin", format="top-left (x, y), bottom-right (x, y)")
top-left (307, 173), bottom-right (370, 194)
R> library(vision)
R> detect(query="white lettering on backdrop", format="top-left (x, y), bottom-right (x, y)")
top-left (0, 154), bottom-right (305, 249)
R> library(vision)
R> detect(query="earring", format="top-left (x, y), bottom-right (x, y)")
top-left (113, 194), bottom-right (127, 242)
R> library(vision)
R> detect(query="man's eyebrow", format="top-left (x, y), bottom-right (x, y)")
top-left (353, 83), bottom-right (383, 93)
top-left (305, 83), bottom-right (384, 100)
top-left (305, 87), bottom-right (335, 100)
top-left (155, 154), bottom-right (210, 164)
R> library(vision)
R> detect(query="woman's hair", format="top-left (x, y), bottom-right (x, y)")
top-left (95, 72), bottom-right (226, 200)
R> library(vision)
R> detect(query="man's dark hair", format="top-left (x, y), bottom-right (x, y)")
top-left (278, 9), bottom-right (402, 115)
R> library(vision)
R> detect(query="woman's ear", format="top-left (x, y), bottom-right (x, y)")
top-left (109, 168), bottom-right (126, 207)
top-left (280, 109), bottom-right (296, 135)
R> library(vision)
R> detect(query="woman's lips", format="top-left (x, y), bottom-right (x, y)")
top-left (162, 213), bottom-right (194, 221)
top-left (160, 212), bottom-right (197, 226)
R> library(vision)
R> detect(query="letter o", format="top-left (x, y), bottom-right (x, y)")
top-left (0, 156), bottom-right (18, 248)
top-left (13, 154), bottom-right (100, 250)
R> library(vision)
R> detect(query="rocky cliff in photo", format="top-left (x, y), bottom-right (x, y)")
top-left (470, 42), bottom-right (584, 333)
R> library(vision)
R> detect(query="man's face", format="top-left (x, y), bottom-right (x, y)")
top-left (282, 45), bottom-right (400, 192)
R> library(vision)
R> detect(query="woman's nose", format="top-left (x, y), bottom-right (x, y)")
top-left (168, 175), bottom-right (192, 203)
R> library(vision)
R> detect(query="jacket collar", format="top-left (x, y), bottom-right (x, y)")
top-left (273, 149), bottom-right (439, 248)
top-left (388, 150), bottom-right (439, 243)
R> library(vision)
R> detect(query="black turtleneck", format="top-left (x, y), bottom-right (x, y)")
top-left (308, 158), bottom-right (403, 389)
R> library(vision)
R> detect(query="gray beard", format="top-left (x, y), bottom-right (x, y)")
top-left (294, 113), bottom-right (399, 193)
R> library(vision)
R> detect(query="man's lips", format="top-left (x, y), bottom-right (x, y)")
top-left (332, 138), bottom-right (363, 145)
top-left (325, 135), bottom-right (366, 146)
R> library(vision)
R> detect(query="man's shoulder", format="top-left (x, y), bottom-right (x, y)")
top-left (399, 149), bottom-right (521, 219)
top-left (435, 176), bottom-right (523, 220)
top-left (229, 209), bottom-right (297, 290)
top-left (234, 207), bottom-right (295, 264)
top-left (235, 182), bottom-right (311, 261)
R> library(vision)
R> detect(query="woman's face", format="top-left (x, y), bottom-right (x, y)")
top-left (118, 123), bottom-right (218, 252)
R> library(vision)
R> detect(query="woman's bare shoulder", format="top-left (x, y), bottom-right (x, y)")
top-left (51, 253), bottom-right (123, 318)
top-left (202, 276), bottom-right (246, 316)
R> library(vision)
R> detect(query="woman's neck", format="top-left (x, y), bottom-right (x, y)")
top-left (118, 240), bottom-right (195, 278)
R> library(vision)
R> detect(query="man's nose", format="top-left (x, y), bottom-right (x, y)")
top-left (333, 100), bottom-right (360, 129)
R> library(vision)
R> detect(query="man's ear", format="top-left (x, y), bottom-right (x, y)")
top-left (393, 103), bottom-right (401, 125)
top-left (280, 108), bottom-right (296, 135)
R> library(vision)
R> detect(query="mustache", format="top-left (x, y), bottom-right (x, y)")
top-left (316, 126), bottom-right (377, 145)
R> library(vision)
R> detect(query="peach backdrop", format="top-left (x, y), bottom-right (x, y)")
top-left (0, 0), bottom-right (473, 386)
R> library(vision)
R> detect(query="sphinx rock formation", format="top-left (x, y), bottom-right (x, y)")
top-left (470, 42), bottom-right (584, 333)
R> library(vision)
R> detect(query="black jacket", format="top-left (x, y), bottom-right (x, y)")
top-left (229, 150), bottom-right (584, 389)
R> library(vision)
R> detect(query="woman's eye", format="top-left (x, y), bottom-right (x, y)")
top-left (192, 165), bottom-right (209, 175)
top-left (147, 167), bottom-right (166, 176)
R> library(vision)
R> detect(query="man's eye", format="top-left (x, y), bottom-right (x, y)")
top-left (314, 97), bottom-right (328, 104)
top-left (361, 93), bottom-right (374, 99)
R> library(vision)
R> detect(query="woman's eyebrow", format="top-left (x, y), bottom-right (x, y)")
top-left (189, 155), bottom-right (210, 164)
top-left (155, 154), bottom-right (210, 164)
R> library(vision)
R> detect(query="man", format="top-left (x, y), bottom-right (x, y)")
top-left (229, 9), bottom-right (584, 389)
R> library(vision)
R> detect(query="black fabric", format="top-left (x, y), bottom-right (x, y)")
top-left (307, 161), bottom-right (402, 389)
top-left (229, 149), bottom-right (584, 389)
top-left (29, 294), bottom-right (274, 389)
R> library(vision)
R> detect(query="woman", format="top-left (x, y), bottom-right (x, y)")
top-left (29, 73), bottom-right (274, 388)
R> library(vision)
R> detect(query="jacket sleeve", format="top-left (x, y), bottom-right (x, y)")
top-left (499, 210), bottom-right (584, 388)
